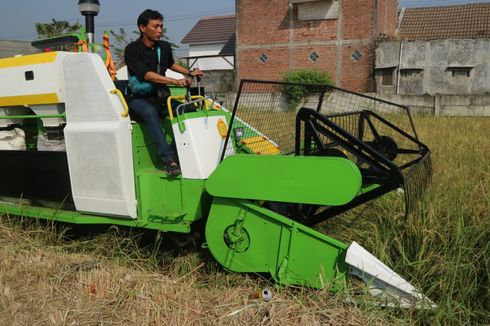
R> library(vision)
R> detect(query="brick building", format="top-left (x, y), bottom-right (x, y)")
top-left (236, 0), bottom-right (398, 92)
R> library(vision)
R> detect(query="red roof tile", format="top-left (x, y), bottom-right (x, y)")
top-left (399, 3), bottom-right (490, 40)
top-left (181, 15), bottom-right (236, 44)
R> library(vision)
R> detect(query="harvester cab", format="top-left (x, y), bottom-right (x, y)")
top-left (0, 8), bottom-right (433, 308)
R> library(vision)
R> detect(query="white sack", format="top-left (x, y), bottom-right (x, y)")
top-left (37, 132), bottom-right (66, 151)
top-left (0, 128), bottom-right (26, 150)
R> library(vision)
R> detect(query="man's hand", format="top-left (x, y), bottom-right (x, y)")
top-left (189, 68), bottom-right (203, 78)
top-left (174, 78), bottom-right (190, 87)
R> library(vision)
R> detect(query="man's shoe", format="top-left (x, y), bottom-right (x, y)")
top-left (164, 160), bottom-right (181, 177)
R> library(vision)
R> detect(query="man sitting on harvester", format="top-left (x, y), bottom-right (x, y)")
top-left (124, 9), bottom-right (203, 176)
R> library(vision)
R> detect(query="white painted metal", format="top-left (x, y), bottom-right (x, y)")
top-left (0, 52), bottom-right (69, 102)
top-left (172, 111), bottom-right (231, 179)
top-left (0, 53), bottom-right (70, 127)
top-left (346, 241), bottom-right (436, 308)
top-left (37, 132), bottom-right (65, 151)
top-left (63, 53), bottom-right (136, 219)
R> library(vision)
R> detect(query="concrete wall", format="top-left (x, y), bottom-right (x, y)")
top-left (376, 39), bottom-right (490, 96)
top-left (199, 70), bottom-right (236, 97)
top-left (236, 0), bottom-right (398, 93)
top-left (375, 39), bottom-right (490, 116)
top-left (374, 93), bottom-right (490, 116)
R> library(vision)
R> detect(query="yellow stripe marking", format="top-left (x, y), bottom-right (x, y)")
top-left (0, 52), bottom-right (58, 68)
top-left (240, 136), bottom-right (281, 155)
top-left (0, 93), bottom-right (60, 106)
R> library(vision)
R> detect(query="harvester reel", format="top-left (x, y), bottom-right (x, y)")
top-left (220, 80), bottom-right (432, 225)
top-left (366, 135), bottom-right (398, 161)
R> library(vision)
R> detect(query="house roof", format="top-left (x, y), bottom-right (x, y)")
top-left (181, 15), bottom-right (235, 44)
top-left (398, 3), bottom-right (490, 40)
top-left (218, 34), bottom-right (235, 56)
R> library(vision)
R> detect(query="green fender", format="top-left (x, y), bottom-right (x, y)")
top-left (206, 154), bottom-right (362, 206)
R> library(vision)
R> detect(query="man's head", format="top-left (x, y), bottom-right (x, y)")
top-left (137, 9), bottom-right (163, 42)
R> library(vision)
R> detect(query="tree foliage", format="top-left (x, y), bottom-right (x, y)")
top-left (109, 28), bottom-right (137, 64)
top-left (282, 69), bottom-right (334, 110)
top-left (35, 19), bottom-right (81, 39)
top-left (34, 18), bottom-right (179, 66)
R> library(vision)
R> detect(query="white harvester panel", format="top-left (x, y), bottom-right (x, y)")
top-left (63, 53), bottom-right (136, 219)
top-left (0, 52), bottom-right (67, 105)
top-left (172, 112), bottom-right (231, 179)
top-left (0, 52), bottom-right (71, 127)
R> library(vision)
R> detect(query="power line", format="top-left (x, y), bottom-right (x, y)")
top-left (97, 7), bottom-right (234, 28)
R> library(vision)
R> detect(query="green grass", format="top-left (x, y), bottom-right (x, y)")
top-left (0, 116), bottom-right (488, 324)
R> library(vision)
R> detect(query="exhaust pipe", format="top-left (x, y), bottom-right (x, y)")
top-left (78, 0), bottom-right (100, 49)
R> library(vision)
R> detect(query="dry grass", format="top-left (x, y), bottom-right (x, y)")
top-left (0, 221), bottom-right (392, 326)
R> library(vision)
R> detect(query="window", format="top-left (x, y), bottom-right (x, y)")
top-left (309, 51), bottom-right (319, 63)
top-left (376, 68), bottom-right (394, 86)
top-left (400, 69), bottom-right (423, 77)
top-left (398, 69), bottom-right (424, 95)
top-left (351, 50), bottom-right (362, 63)
top-left (259, 53), bottom-right (269, 64)
top-left (291, 0), bottom-right (339, 20)
top-left (448, 67), bottom-right (472, 77)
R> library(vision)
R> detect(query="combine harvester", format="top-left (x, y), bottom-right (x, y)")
top-left (0, 2), bottom-right (433, 309)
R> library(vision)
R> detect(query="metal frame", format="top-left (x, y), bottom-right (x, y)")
top-left (181, 54), bottom-right (235, 69)
top-left (220, 79), bottom-right (432, 224)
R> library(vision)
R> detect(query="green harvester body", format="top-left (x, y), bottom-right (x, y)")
top-left (0, 48), bottom-right (432, 301)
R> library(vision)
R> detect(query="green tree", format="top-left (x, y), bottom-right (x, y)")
top-left (282, 69), bottom-right (334, 110)
top-left (35, 19), bottom-right (81, 39)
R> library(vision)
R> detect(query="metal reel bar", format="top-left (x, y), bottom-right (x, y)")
top-left (295, 108), bottom-right (431, 225)
top-left (218, 79), bottom-right (432, 224)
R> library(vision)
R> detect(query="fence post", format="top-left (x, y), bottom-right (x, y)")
top-left (434, 95), bottom-right (441, 116)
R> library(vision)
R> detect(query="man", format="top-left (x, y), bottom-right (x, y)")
top-left (124, 9), bottom-right (203, 176)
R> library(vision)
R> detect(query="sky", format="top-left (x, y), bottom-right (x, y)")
top-left (0, 0), bottom-right (488, 56)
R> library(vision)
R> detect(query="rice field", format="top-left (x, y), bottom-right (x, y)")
top-left (0, 116), bottom-right (488, 325)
